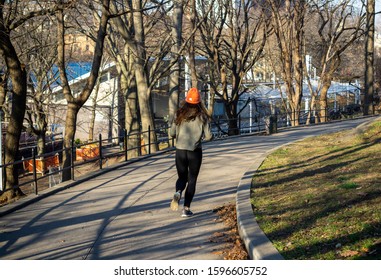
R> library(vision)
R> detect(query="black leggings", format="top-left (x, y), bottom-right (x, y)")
top-left (175, 148), bottom-right (202, 208)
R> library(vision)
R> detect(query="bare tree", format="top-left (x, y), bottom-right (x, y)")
top-left (107, 28), bottom-right (141, 158)
top-left (168, 0), bottom-right (213, 122)
top-left (266, 0), bottom-right (306, 126)
top-left (15, 15), bottom-right (59, 157)
top-left (308, 0), bottom-right (365, 122)
top-left (85, 54), bottom-right (116, 142)
top-left (110, 1), bottom-right (173, 154)
top-left (198, 0), bottom-right (268, 134)
top-left (131, 0), bottom-right (159, 153)
top-left (110, 1), bottom-right (202, 151)
top-left (187, 0), bottom-right (198, 88)
top-left (168, 0), bottom-right (184, 125)
top-left (0, 4), bottom-right (27, 199)
top-left (364, 0), bottom-right (375, 115)
top-left (57, 0), bottom-right (111, 181)
top-left (0, 1), bottom-right (69, 201)
top-left (0, 70), bottom-right (8, 120)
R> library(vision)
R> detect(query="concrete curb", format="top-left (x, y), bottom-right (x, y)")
top-left (236, 155), bottom-right (284, 260)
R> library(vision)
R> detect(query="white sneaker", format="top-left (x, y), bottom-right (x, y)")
top-left (170, 191), bottom-right (181, 211)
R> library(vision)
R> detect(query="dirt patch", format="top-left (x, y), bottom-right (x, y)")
top-left (210, 203), bottom-right (249, 260)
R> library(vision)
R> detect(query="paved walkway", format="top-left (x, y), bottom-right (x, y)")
top-left (0, 117), bottom-right (377, 260)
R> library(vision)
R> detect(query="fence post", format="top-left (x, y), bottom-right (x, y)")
top-left (0, 111), bottom-right (3, 192)
top-left (148, 125), bottom-right (151, 155)
top-left (124, 130), bottom-right (128, 162)
top-left (238, 115), bottom-right (241, 134)
top-left (71, 140), bottom-right (75, 181)
top-left (138, 131), bottom-right (142, 156)
top-left (99, 134), bottom-right (103, 170)
top-left (32, 148), bottom-right (38, 195)
top-left (258, 113), bottom-right (261, 132)
top-left (167, 130), bottom-right (170, 148)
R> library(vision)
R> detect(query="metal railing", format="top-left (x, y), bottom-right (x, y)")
top-left (0, 125), bottom-right (172, 197)
top-left (0, 106), bottom-right (379, 202)
top-left (210, 107), bottom-right (374, 136)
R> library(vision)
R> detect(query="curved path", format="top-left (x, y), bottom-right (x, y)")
top-left (0, 117), bottom-right (377, 260)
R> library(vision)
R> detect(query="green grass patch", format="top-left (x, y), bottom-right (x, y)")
top-left (337, 182), bottom-right (358, 189)
top-left (251, 120), bottom-right (381, 260)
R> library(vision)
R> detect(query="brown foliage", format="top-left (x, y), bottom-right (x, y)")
top-left (210, 204), bottom-right (249, 260)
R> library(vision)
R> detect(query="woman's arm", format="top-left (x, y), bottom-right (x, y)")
top-left (169, 122), bottom-right (177, 139)
top-left (203, 121), bottom-right (213, 141)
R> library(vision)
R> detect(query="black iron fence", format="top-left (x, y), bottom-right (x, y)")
top-left (0, 107), bottom-right (379, 202)
top-left (0, 125), bottom-right (172, 197)
top-left (211, 107), bottom-right (370, 137)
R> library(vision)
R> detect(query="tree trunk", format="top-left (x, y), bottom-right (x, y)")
top-left (0, 29), bottom-right (27, 201)
top-left (36, 132), bottom-right (46, 157)
top-left (37, 131), bottom-right (47, 174)
top-left (57, 0), bottom-right (111, 181)
top-left (112, 41), bottom-right (140, 158)
top-left (88, 77), bottom-right (101, 142)
top-left (168, 0), bottom-right (183, 146)
top-left (89, 104), bottom-right (96, 142)
top-left (284, 80), bottom-right (299, 126)
top-left (188, 0), bottom-right (198, 88)
top-left (29, 98), bottom-right (48, 156)
top-left (319, 81), bottom-right (331, 123)
top-left (292, 3), bottom-right (304, 127)
top-left (132, 0), bottom-right (157, 153)
top-left (269, 0), bottom-right (305, 127)
top-left (134, 66), bottom-right (157, 153)
top-left (309, 1), bottom-right (365, 120)
top-left (168, 69), bottom-right (180, 123)
top-left (123, 73), bottom-right (140, 159)
top-left (0, 73), bottom-right (6, 109)
top-left (207, 87), bottom-right (216, 116)
top-left (364, 0), bottom-right (375, 115)
top-left (225, 100), bottom-right (239, 136)
top-left (61, 102), bottom-right (80, 181)
top-left (227, 73), bottom-right (243, 135)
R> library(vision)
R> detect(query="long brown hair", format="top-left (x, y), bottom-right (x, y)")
top-left (175, 101), bottom-right (210, 125)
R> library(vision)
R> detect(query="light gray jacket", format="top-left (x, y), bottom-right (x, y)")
top-left (170, 117), bottom-right (212, 151)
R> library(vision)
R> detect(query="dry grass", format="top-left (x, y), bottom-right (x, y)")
top-left (251, 120), bottom-right (381, 260)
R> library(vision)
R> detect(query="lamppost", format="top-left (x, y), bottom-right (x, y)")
top-left (0, 71), bottom-right (4, 191)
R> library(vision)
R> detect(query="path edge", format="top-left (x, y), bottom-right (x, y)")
top-left (235, 153), bottom-right (284, 260)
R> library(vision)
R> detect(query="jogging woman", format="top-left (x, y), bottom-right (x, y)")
top-left (169, 87), bottom-right (213, 217)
